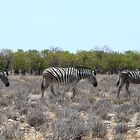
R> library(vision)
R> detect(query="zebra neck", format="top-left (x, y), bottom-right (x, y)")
top-left (78, 71), bottom-right (89, 79)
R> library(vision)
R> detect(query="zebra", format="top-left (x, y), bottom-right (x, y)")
top-left (41, 67), bottom-right (97, 99)
top-left (0, 70), bottom-right (10, 87)
top-left (116, 70), bottom-right (140, 98)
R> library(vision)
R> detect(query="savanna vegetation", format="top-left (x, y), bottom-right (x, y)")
top-left (0, 75), bottom-right (140, 139)
top-left (0, 47), bottom-right (140, 75)
top-left (1, 47), bottom-right (140, 139)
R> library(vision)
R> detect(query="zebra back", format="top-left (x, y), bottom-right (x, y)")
top-left (42, 67), bottom-right (78, 84)
top-left (42, 67), bottom-right (97, 85)
top-left (120, 70), bottom-right (140, 83)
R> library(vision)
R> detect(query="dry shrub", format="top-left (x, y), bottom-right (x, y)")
top-left (115, 103), bottom-right (133, 123)
top-left (0, 114), bottom-right (7, 125)
top-left (5, 108), bottom-right (20, 120)
top-left (112, 98), bottom-right (124, 105)
top-left (115, 112), bottom-right (130, 123)
top-left (26, 108), bottom-right (46, 127)
top-left (0, 95), bottom-right (11, 106)
top-left (130, 99), bottom-right (140, 113)
top-left (113, 133), bottom-right (127, 140)
top-left (52, 115), bottom-right (88, 140)
top-left (135, 113), bottom-right (140, 128)
top-left (90, 99), bottom-right (113, 120)
top-left (15, 100), bottom-right (29, 115)
top-left (0, 122), bottom-right (24, 140)
top-left (87, 112), bottom-right (107, 138)
top-left (114, 123), bottom-right (129, 134)
top-left (91, 121), bottom-right (107, 138)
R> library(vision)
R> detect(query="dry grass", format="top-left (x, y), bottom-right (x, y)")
top-left (0, 74), bottom-right (140, 140)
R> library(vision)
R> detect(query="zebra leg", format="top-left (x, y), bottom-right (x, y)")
top-left (41, 82), bottom-right (49, 99)
top-left (125, 82), bottom-right (131, 98)
top-left (71, 82), bottom-right (78, 100)
top-left (72, 87), bottom-right (77, 97)
top-left (50, 84), bottom-right (56, 96)
top-left (117, 82), bottom-right (125, 99)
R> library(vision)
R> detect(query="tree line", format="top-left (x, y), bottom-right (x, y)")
top-left (0, 47), bottom-right (140, 75)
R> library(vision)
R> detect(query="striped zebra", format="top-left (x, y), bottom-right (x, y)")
top-left (41, 67), bottom-right (97, 99)
top-left (0, 70), bottom-right (10, 87)
top-left (116, 70), bottom-right (140, 98)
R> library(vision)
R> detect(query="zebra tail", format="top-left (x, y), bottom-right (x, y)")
top-left (116, 78), bottom-right (120, 87)
top-left (41, 83), bottom-right (44, 91)
top-left (41, 76), bottom-right (45, 91)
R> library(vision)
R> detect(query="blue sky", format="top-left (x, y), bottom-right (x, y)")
top-left (0, 0), bottom-right (140, 53)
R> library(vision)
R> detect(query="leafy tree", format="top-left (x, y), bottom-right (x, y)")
top-left (122, 51), bottom-right (139, 69)
top-left (0, 49), bottom-right (13, 70)
top-left (12, 50), bottom-right (30, 75)
top-left (1, 47), bottom-right (140, 75)
top-left (26, 50), bottom-right (46, 75)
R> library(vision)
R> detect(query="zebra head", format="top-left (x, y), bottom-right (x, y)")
top-left (89, 70), bottom-right (98, 87)
top-left (0, 70), bottom-right (10, 87)
top-left (76, 67), bottom-right (98, 87)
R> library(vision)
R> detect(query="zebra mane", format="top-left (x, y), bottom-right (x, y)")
top-left (122, 69), bottom-right (140, 73)
top-left (74, 66), bottom-right (92, 71)
top-left (74, 66), bottom-right (96, 76)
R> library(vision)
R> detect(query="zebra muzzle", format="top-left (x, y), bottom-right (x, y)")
top-left (5, 82), bottom-right (10, 87)
top-left (93, 82), bottom-right (98, 87)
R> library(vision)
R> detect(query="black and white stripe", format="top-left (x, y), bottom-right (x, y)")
top-left (0, 70), bottom-right (10, 87)
top-left (41, 67), bottom-right (97, 98)
top-left (116, 70), bottom-right (140, 98)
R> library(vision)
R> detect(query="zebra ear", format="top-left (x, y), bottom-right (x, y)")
top-left (2, 70), bottom-right (9, 76)
top-left (4, 60), bottom-right (10, 75)
top-left (5, 60), bottom-right (10, 70)
top-left (6, 70), bottom-right (8, 76)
